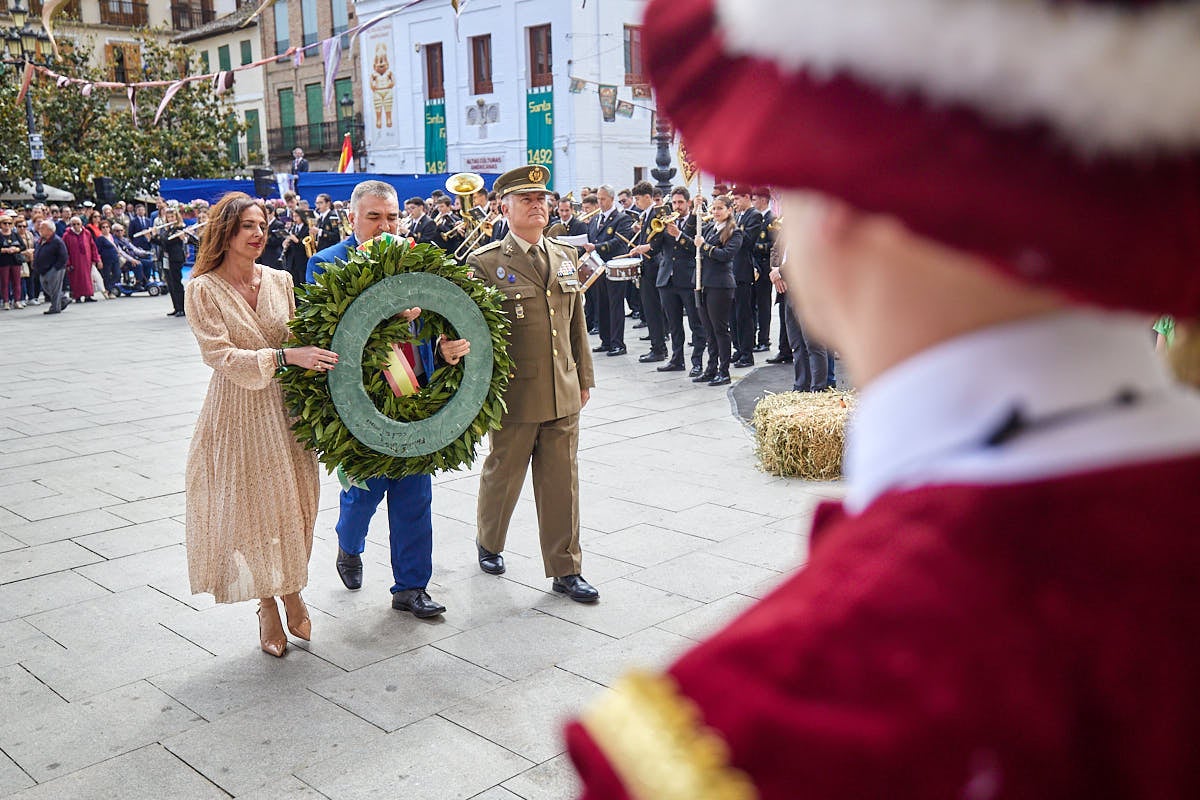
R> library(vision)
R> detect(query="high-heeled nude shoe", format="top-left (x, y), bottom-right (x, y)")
top-left (281, 592), bottom-right (311, 641)
top-left (257, 598), bottom-right (287, 657)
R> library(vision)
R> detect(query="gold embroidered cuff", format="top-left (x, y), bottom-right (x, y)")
top-left (580, 671), bottom-right (758, 800)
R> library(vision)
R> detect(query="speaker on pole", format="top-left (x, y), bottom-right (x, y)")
top-left (252, 168), bottom-right (275, 199)
top-left (93, 176), bottom-right (116, 204)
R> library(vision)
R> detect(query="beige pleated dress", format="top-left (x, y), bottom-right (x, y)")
top-left (184, 267), bottom-right (320, 603)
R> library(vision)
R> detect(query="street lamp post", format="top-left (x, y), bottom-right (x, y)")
top-left (650, 108), bottom-right (676, 196)
top-left (2, 0), bottom-right (50, 205)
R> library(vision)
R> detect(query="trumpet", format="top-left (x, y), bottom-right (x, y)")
top-left (767, 216), bottom-right (784, 231)
top-left (303, 232), bottom-right (317, 258)
top-left (453, 211), bottom-right (499, 260)
top-left (575, 206), bottom-right (602, 225)
top-left (648, 212), bottom-right (680, 239)
top-left (336, 205), bottom-right (352, 237)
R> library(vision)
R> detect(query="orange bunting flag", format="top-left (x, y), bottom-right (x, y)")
top-left (337, 132), bottom-right (355, 173)
top-left (382, 342), bottom-right (421, 397)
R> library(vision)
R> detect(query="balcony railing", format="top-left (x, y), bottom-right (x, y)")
top-left (172, 3), bottom-right (215, 31)
top-left (99, 0), bottom-right (148, 27)
top-left (28, 0), bottom-right (81, 18)
top-left (268, 118), bottom-right (363, 160)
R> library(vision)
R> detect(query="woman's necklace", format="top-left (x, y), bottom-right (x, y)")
top-left (226, 265), bottom-right (260, 293)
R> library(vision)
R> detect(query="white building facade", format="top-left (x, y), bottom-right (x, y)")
top-left (173, 0), bottom-right (269, 170)
top-left (353, 0), bottom-right (669, 194)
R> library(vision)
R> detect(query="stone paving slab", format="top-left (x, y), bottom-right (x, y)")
top-left (0, 297), bottom-right (831, 797)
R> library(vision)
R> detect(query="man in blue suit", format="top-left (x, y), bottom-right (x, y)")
top-left (307, 180), bottom-right (469, 618)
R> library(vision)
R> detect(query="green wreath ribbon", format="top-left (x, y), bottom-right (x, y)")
top-left (281, 237), bottom-right (513, 481)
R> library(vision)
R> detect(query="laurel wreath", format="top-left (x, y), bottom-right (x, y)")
top-left (280, 238), bottom-right (513, 480)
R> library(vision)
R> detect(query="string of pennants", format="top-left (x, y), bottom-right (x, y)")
top-left (567, 75), bottom-right (655, 122)
top-left (22, 0), bottom-right (465, 127)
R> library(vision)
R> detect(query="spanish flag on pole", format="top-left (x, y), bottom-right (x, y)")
top-left (337, 132), bottom-right (355, 173)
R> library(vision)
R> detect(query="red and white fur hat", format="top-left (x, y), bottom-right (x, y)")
top-left (644, 0), bottom-right (1200, 314)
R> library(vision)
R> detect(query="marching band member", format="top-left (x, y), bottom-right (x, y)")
top-left (729, 185), bottom-right (763, 367)
top-left (689, 195), bottom-right (741, 386)
top-left (752, 186), bottom-right (781, 355)
top-left (627, 181), bottom-right (668, 363)
top-left (402, 197), bottom-right (438, 246)
top-left (584, 185), bottom-right (634, 356)
top-left (644, 185), bottom-right (705, 375)
top-left (434, 196), bottom-right (465, 258)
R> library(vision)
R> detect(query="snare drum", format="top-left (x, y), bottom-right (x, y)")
top-left (605, 257), bottom-right (641, 282)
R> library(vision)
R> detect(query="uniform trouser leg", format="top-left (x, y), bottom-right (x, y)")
top-left (639, 265), bottom-right (667, 353)
top-left (694, 290), bottom-right (718, 374)
top-left (166, 259), bottom-right (185, 313)
top-left (733, 283), bottom-right (755, 357)
top-left (682, 290), bottom-right (707, 368)
top-left (584, 286), bottom-right (599, 332)
top-left (627, 281), bottom-right (641, 314)
top-left (783, 299), bottom-right (813, 391)
top-left (595, 275), bottom-right (612, 348)
top-left (605, 278), bottom-right (626, 348)
top-left (477, 417), bottom-right (582, 577)
top-left (753, 275), bottom-right (773, 346)
top-left (659, 287), bottom-right (685, 365)
top-left (531, 414), bottom-right (582, 577)
top-left (707, 287), bottom-right (735, 374)
top-left (776, 293), bottom-right (791, 354)
top-left (384, 474), bottom-right (433, 593)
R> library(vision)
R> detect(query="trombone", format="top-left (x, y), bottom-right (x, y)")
top-left (454, 211), bottom-right (499, 260)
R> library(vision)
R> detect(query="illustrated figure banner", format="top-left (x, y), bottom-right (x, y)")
top-left (363, 22), bottom-right (399, 146)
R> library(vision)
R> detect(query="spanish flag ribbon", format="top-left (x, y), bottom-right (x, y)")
top-left (382, 341), bottom-right (420, 397)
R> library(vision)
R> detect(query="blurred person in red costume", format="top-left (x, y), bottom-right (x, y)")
top-left (566, 1), bottom-right (1200, 798)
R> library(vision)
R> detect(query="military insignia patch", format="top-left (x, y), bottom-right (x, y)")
top-left (529, 166), bottom-right (545, 183)
top-left (515, 303), bottom-right (525, 319)
top-left (496, 266), bottom-right (506, 280)
top-left (606, 227), bottom-right (613, 235)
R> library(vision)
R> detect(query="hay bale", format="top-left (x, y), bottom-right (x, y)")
top-left (751, 390), bottom-right (855, 480)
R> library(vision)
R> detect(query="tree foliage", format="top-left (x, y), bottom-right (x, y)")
top-left (0, 32), bottom-right (246, 201)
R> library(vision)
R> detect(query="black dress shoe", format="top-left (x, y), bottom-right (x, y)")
top-left (391, 588), bottom-right (446, 618)
top-left (657, 362), bottom-right (685, 372)
top-left (173, 310), bottom-right (186, 317)
top-left (692, 371), bottom-right (716, 383)
top-left (591, 344), bottom-right (610, 353)
top-left (607, 346), bottom-right (628, 356)
top-left (752, 343), bottom-right (770, 352)
top-left (632, 321), bottom-right (647, 329)
top-left (552, 574), bottom-right (599, 603)
top-left (638, 351), bottom-right (666, 363)
top-left (628, 310), bottom-right (641, 319)
top-left (765, 354), bottom-right (793, 364)
top-left (638, 334), bottom-right (651, 340)
top-left (84, 296), bottom-right (97, 303)
top-left (708, 374), bottom-right (732, 386)
top-left (688, 366), bottom-right (703, 378)
top-left (336, 547), bottom-right (363, 590)
top-left (477, 542), bottom-right (506, 575)
top-left (732, 357), bottom-right (755, 368)
top-left (166, 310), bottom-right (177, 317)
top-left (587, 327), bottom-right (599, 335)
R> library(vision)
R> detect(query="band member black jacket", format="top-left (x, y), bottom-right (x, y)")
top-left (589, 208), bottom-right (634, 261)
top-left (753, 208), bottom-right (777, 269)
top-left (408, 214), bottom-right (439, 246)
top-left (733, 207), bottom-right (763, 284)
top-left (649, 213), bottom-right (700, 289)
top-left (697, 223), bottom-right (742, 289)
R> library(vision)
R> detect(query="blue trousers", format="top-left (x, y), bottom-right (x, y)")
top-left (335, 475), bottom-right (433, 594)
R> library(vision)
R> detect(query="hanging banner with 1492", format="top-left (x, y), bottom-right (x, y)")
top-left (526, 85), bottom-right (554, 190)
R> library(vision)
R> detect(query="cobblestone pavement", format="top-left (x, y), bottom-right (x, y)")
top-left (0, 295), bottom-right (841, 799)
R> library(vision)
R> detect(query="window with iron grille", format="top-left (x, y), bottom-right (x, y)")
top-left (470, 34), bottom-right (492, 95)
top-left (529, 24), bottom-right (552, 88)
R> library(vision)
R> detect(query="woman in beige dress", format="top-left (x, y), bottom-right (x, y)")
top-left (184, 191), bottom-right (338, 657)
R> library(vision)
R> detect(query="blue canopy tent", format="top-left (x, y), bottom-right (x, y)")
top-left (159, 173), bottom-right (502, 207)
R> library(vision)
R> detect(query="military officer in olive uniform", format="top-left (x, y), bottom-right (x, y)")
top-left (467, 166), bottom-right (600, 603)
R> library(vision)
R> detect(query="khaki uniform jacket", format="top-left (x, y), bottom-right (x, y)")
top-left (469, 232), bottom-right (595, 423)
